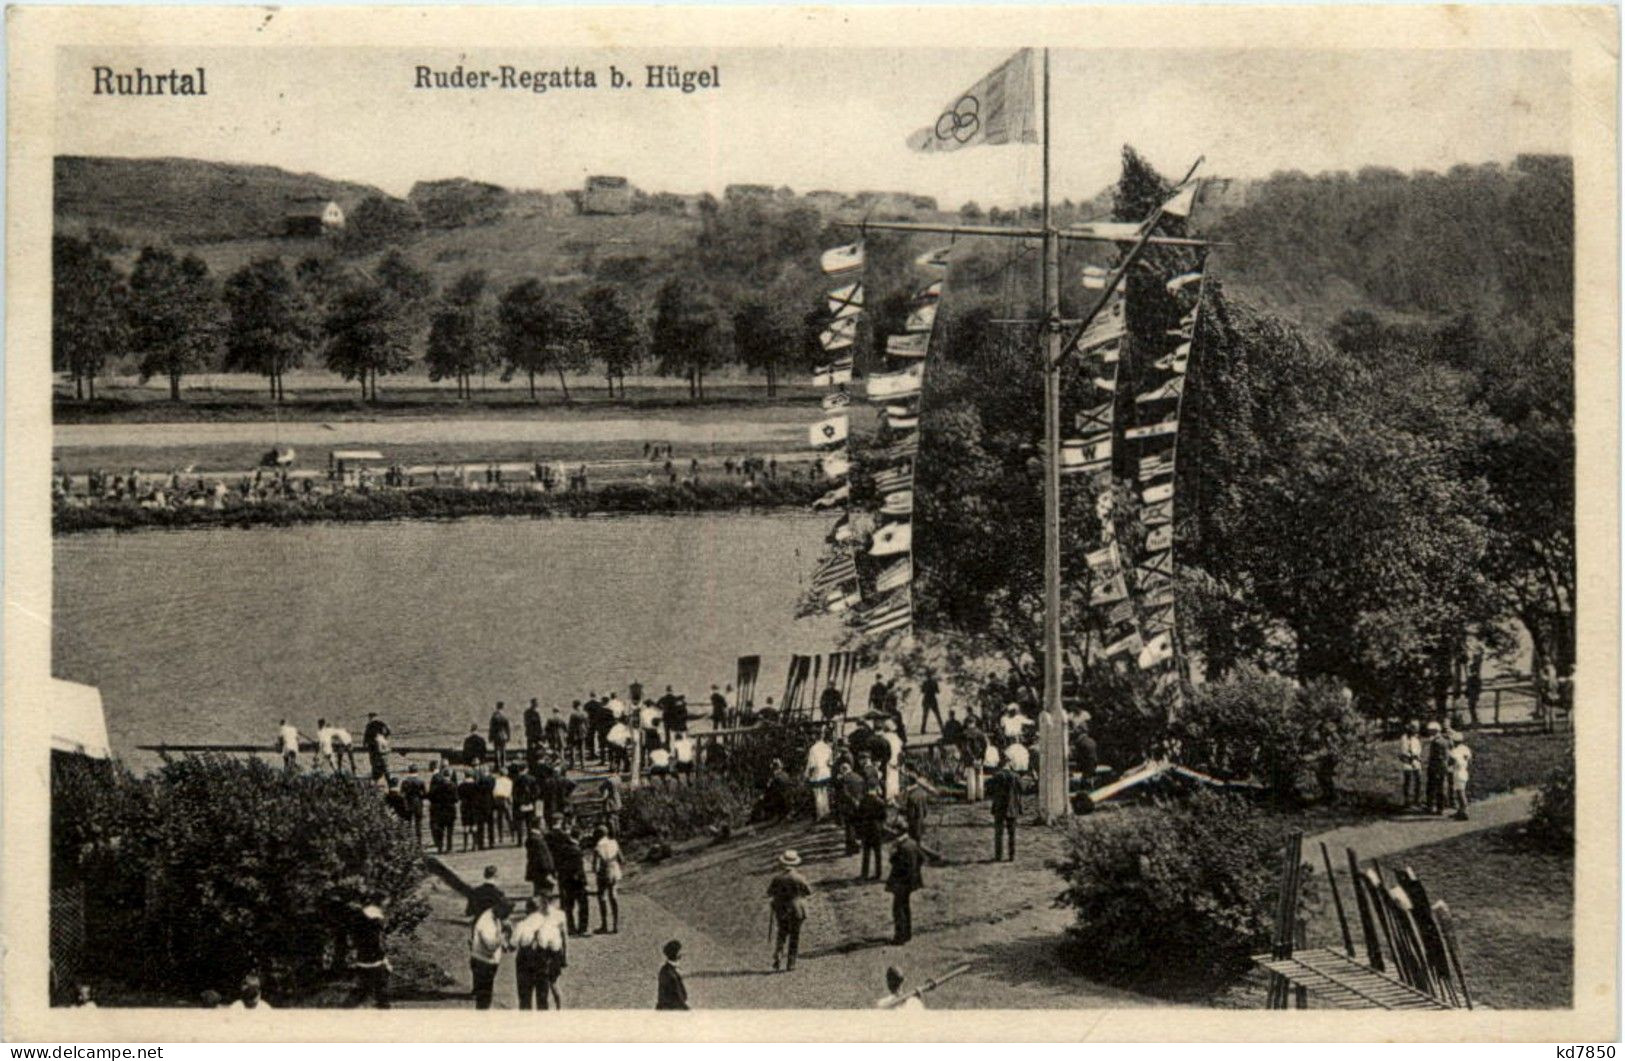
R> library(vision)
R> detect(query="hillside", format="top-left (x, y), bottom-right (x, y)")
top-left (54, 155), bottom-right (385, 245)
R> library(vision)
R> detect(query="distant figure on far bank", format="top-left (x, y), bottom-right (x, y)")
top-left (277, 718), bottom-right (301, 773)
top-left (363, 711), bottom-right (392, 781)
top-left (489, 702), bottom-right (512, 769)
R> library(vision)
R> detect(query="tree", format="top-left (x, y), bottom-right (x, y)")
top-left (339, 195), bottom-right (423, 254)
top-left (730, 291), bottom-right (799, 397)
top-left (582, 283), bottom-right (644, 398)
top-left (322, 277), bottom-right (417, 402)
top-left (222, 257), bottom-right (316, 402)
top-left (126, 247), bottom-right (219, 401)
top-left (651, 277), bottom-right (726, 400)
top-left (424, 270), bottom-right (498, 399)
top-left (959, 200), bottom-right (984, 221)
top-left (52, 235), bottom-right (127, 400)
top-left (497, 279), bottom-right (589, 401)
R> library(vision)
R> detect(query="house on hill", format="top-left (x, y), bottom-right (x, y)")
top-left (285, 197), bottom-right (345, 237)
top-left (582, 175), bottom-right (633, 215)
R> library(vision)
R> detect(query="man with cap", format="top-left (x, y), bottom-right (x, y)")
top-left (887, 828), bottom-right (926, 944)
top-left (489, 702), bottom-right (512, 770)
top-left (987, 752), bottom-right (1023, 861)
top-left (656, 940), bottom-right (689, 1009)
top-left (960, 715), bottom-right (989, 802)
top-left (766, 850), bottom-right (811, 971)
top-left (1424, 721), bottom-right (1451, 815)
top-left (855, 781), bottom-right (889, 880)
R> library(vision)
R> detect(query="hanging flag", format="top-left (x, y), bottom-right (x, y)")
top-left (1090, 572), bottom-right (1128, 606)
top-left (1137, 378), bottom-right (1185, 404)
top-left (809, 415), bottom-right (849, 447)
top-left (1167, 325), bottom-right (1193, 340)
top-left (1092, 372), bottom-right (1118, 394)
top-left (1095, 490), bottom-right (1115, 519)
top-left (825, 583), bottom-right (863, 614)
top-left (1060, 437), bottom-right (1112, 474)
top-left (867, 365), bottom-right (924, 401)
top-left (1101, 519), bottom-right (1117, 544)
top-left (885, 412), bottom-right (920, 433)
top-left (915, 246), bottom-right (953, 271)
top-left (1076, 401), bottom-right (1114, 436)
top-left (876, 436), bottom-right (920, 462)
top-left (887, 332), bottom-right (930, 359)
top-left (812, 363), bottom-right (854, 387)
top-left (860, 592), bottom-right (913, 637)
top-left (821, 450), bottom-right (853, 480)
top-left (826, 513), bottom-right (851, 544)
top-left (1081, 264), bottom-right (1111, 290)
top-left (1145, 524), bottom-right (1173, 553)
top-left (821, 389), bottom-right (852, 412)
top-left (1143, 482), bottom-right (1174, 505)
top-left (1077, 299), bottom-right (1126, 350)
top-left (919, 280), bottom-right (943, 301)
top-left (904, 303), bottom-right (937, 333)
top-left (874, 556), bottom-right (913, 593)
top-left (1084, 543), bottom-right (1120, 574)
top-left (1104, 600), bottom-right (1136, 629)
top-left (1138, 453), bottom-right (1175, 482)
top-left (1138, 632), bottom-right (1174, 669)
top-left (821, 243), bottom-right (865, 276)
top-left (820, 315), bottom-right (858, 352)
top-left (812, 483), bottom-right (850, 510)
top-left (1125, 418), bottom-right (1179, 441)
top-left (1161, 184), bottom-right (1197, 218)
top-left (869, 521), bottom-right (913, 557)
top-left (1084, 338), bottom-right (1122, 364)
top-left (1153, 346), bottom-right (1190, 374)
top-left (1068, 221), bottom-right (1144, 242)
top-left (1104, 629), bottom-right (1144, 659)
top-left (1180, 308), bottom-right (1198, 327)
top-left (1139, 549), bottom-right (1173, 579)
top-left (1143, 603), bottom-right (1176, 634)
top-left (812, 551), bottom-right (858, 590)
top-left (873, 465), bottom-right (913, 494)
top-left (906, 47), bottom-right (1038, 153)
top-left (1166, 271), bottom-right (1203, 294)
top-left (828, 282), bottom-right (864, 319)
top-left (1141, 499), bottom-right (1172, 526)
top-left (1142, 583), bottom-right (1175, 609)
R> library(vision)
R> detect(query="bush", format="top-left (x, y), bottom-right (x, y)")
top-left (1053, 789), bottom-right (1307, 989)
top-left (617, 776), bottom-right (757, 844)
top-left (1528, 756), bottom-right (1575, 851)
top-left (53, 754), bottom-right (428, 1002)
top-left (1179, 666), bottom-right (1370, 802)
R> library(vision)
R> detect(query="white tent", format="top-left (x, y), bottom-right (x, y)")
top-left (51, 679), bottom-right (110, 759)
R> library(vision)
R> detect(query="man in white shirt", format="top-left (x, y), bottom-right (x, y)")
top-left (315, 718), bottom-right (338, 773)
top-left (805, 727), bottom-right (834, 819)
top-left (469, 898), bottom-right (512, 1010)
top-left (647, 743), bottom-right (673, 780)
top-left (1398, 721), bottom-right (1422, 807)
top-left (330, 725), bottom-right (357, 775)
top-left (606, 691), bottom-right (628, 720)
top-left (671, 733), bottom-right (696, 783)
top-left (606, 719), bottom-right (633, 774)
top-left (881, 720), bottom-right (904, 802)
top-left (1448, 732), bottom-right (1473, 821)
top-left (228, 974), bottom-right (273, 1010)
top-left (276, 719), bottom-right (301, 773)
top-left (1000, 706), bottom-right (1028, 742)
top-left (1004, 740), bottom-right (1031, 773)
top-left (511, 894), bottom-right (568, 1010)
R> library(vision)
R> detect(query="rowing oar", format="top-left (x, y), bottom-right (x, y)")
top-left (878, 963), bottom-right (973, 1008)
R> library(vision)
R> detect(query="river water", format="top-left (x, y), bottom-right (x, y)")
top-left (53, 513), bottom-right (841, 761)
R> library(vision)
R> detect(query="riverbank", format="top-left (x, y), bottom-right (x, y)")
top-left (53, 479), bottom-right (827, 535)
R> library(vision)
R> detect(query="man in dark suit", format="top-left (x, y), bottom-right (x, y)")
top-left (462, 724), bottom-right (487, 768)
top-left (987, 756), bottom-right (1023, 861)
top-left (886, 832), bottom-right (925, 944)
top-left (656, 939), bottom-right (689, 1009)
top-left (855, 782), bottom-right (888, 880)
top-left (819, 681), bottom-right (845, 723)
top-left (523, 699), bottom-right (544, 766)
top-left (488, 703), bottom-right (512, 769)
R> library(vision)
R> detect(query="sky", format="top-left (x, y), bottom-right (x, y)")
top-left (57, 45), bottom-right (1571, 207)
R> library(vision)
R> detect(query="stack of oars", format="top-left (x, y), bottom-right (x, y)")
top-left (1265, 831), bottom-right (1310, 1009)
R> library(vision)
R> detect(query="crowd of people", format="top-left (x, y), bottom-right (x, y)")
top-left (1398, 720), bottom-right (1475, 819)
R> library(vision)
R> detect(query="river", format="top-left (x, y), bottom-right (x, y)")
top-left (53, 513), bottom-right (842, 762)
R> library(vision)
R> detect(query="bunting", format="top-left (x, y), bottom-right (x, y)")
top-left (805, 242), bottom-right (867, 615)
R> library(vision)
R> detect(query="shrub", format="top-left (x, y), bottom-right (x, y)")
top-left (1179, 666), bottom-right (1370, 802)
top-left (1528, 756), bottom-right (1575, 852)
top-left (617, 776), bottom-right (757, 844)
top-left (1053, 789), bottom-right (1307, 989)
top-left (53, 753), bottom-right (428, 1002)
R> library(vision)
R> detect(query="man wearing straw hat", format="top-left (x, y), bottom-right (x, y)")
top-left (766, 849), bottom-right (812, 972)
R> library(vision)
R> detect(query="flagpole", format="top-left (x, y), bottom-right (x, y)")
top-left (1038, 47), bottom-right (1070, 824)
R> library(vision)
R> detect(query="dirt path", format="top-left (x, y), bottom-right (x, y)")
top-left (415, 806), bottom-right (1158, 1010)
top-left (1308, 788), bottom-right (1536, 862)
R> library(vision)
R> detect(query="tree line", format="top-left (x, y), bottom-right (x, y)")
top-left (51, 204), bottom-right (856, 403)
